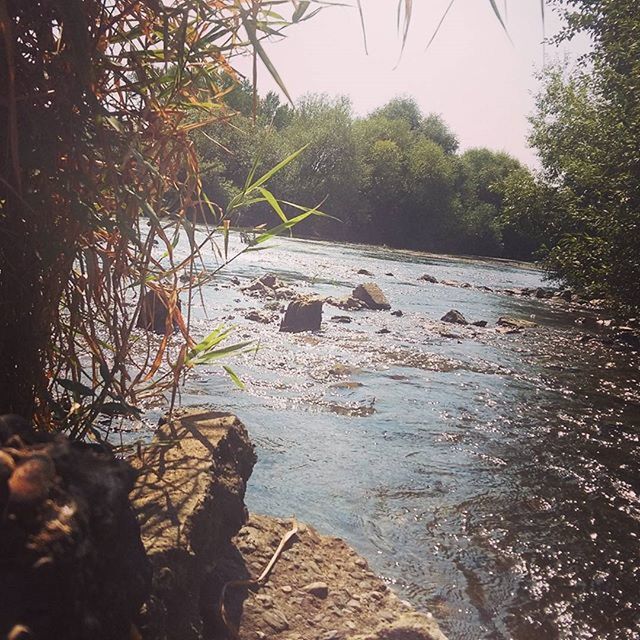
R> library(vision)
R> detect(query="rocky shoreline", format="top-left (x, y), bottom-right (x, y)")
top-left (130, 409), bottom-right (449, 640)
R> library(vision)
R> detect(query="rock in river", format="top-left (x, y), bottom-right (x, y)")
top-left (497, 316), bottom-right (538, 330)
top-left (441, 309), bottom-right (468, 325)
top-left (419, 274), bottom-right (438, 283)
top-left (280, 296), bottom-right (323, 333)
top-left (352, 283), bottom-right (391, 311)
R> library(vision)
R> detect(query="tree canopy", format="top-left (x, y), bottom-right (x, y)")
top-left (194, 89), bottom-right (533, 258)
top-left (503, 0), bottom-right (640, 312)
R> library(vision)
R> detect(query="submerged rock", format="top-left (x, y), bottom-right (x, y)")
top-left (325, 296), bottom-right (368, 311)
top-left (280, 296), bottom-right (323, 333)
top-left (241, 273), bottom-right (294, 300)
top-left (245, 310), bottom-right (276, 324)
top-left (357, 269), bottom-right (374, 276)
top-left (441, 309), bottom-right (468, 325)
top-left (497, 316), bottom-right (538, 330)
top-left (352, 283), bottom-right (391, 311)
top-left (136, 289), bottom-right (182, 334)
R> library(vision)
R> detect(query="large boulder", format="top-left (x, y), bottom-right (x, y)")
top-left (353, 283), bottom-right (391, 311)
top-left (136, 289), bottom-right (181, 334)
top-left (0, 415), bottom-right (150, 640)
top-left (280, 296), bottom-right (323, 333)
top-left (130, 410), bottom-right (256, 640)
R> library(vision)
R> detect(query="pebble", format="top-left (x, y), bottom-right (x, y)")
top-left (281, 585), bottom-right (293, 593)
top-left (303, 581), bottom-right (329, 598)
top-left (347, 598), bottom-right (362, 610)
top-left (255, 594), bottom-right (273, 608)
top-left (354, 557), bottom-right (367, 568)
top-left (263, 609), bottom-right (289, 632)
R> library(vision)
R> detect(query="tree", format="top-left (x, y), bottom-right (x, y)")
top-left (421, 114), bottom-right (459, 155)
top-left (505, 0), bottom-right (640, 309)
top-left (372, 97), bottom-right (424, 130)
top-left (274, 95), bottom-right (361, 238)
top-left (454, 148), bottom-right (524, 256)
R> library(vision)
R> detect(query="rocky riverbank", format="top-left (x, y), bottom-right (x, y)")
top-left (130, 408), bottom-right (448, 640)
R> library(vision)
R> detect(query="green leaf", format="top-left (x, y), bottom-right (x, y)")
top-left (292, 1), bottom-right (310, 22)
top-left (223, 365), bottom-right (245, 390)
top-left (243, 16), bottom-right (293, 104)
top-left (248, 144), bottom-right (309, 192)
top-left (254, 208), bottom-right (319, 244)
top-left (190, 340), bottom-right (255, 365)
top-left (258, 187), bottom-right (288, 222)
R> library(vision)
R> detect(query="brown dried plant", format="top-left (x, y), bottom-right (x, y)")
top-left (0, 0), bottom-right (321, 436)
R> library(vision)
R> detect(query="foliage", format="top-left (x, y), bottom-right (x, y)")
top-left (504, 0), bottom-right (640, 311)
top-left (0, 0), bottom-right (321, 432)
top-left (196, 93), bottom-right (532, 256)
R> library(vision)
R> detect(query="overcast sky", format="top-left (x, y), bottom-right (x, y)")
top-left (236, 1), bottom-right (588, 167)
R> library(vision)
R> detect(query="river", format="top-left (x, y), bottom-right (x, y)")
top-left (161, 233), bottom-right (640, 640)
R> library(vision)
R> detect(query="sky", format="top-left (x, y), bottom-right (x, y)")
top-left (235, 1), bottom-right (589, 167)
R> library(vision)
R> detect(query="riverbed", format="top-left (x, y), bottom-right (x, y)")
top-left (161, 233), bottom-right (640, 640)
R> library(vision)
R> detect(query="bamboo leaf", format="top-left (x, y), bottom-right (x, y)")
top-left (425, 0), bottom-right (456, 50)
top-left (486, 0), bottom-right (512, 42)
top-left (292, 1), bottom-right (310, 22)
top-left (57, 378), bottom-right (95, 398)
top-left (355, 0), bottom-right (369, 54)
top-left (223, 365), bottom-right (245, 390)
top-left (247, 144), bottom-right (309, 193)
top-left (258, 187), bottom-right (288, 222)
top-left (243, 16), bottom-right (293, 104)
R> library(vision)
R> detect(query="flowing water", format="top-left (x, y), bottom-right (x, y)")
top-left (155, 233), bottom-right (640, 639)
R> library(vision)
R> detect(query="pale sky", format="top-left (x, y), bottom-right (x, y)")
top-left (236, 1), bottom-right (589, 167)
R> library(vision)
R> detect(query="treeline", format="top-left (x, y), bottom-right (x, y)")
top-left (193, 90), bottom-right (538, 259)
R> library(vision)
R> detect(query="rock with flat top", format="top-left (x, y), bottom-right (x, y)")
top-left (280, 296), bottom-right (324, 332)
top-left (352, 283), bottom-right (391, 311)
top-left (497, 316), bottom-right (538, 330)
top-left (130, 409), bottom-right (256, 640)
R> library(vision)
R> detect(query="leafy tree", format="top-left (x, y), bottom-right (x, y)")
top-left (421, 114), bottom-right (459, 155)
top-left (274, 95), bottom-right (361, 238)
top-left (453, 149), bottom-right (524, 256)
top-left (403, 138), bottom-right (457, 250)
top-left (372, 97), bottom-right (424, 130)
top-left (504, 0), bottom-right (640, 310)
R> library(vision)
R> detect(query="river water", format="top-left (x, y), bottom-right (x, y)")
top-left (167, 233), bottom-right (639, 640)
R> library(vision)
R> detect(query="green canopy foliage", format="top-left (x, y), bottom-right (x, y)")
top-left (504, 0), bottom-right (640, 312)
top-left (195, 93), bottom-right (532, 257)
